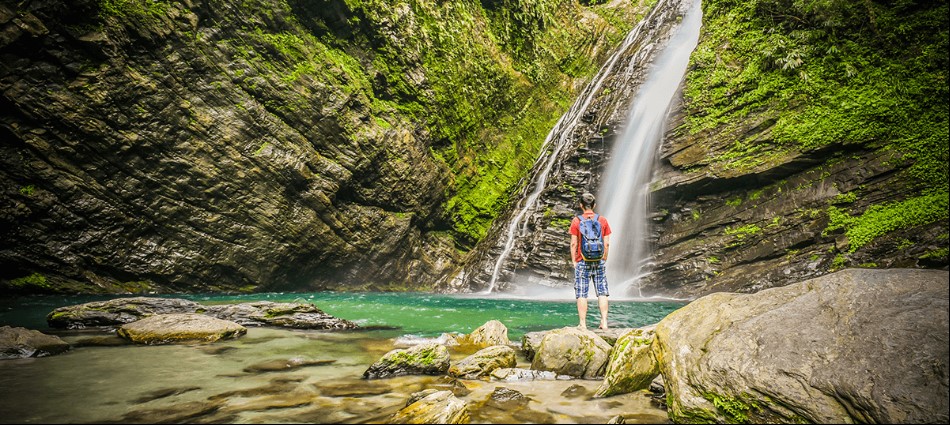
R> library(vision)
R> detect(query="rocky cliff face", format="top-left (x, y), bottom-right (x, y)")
top-left (0, 0), bottom-right (642, 294)
top-left (456, 0), bottom-right (948, 298)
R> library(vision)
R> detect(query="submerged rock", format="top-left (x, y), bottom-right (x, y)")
top-left (531, 327), bottom-right (612, 379)
top-left (0, 326), bottom-right (70, 359)
top-left (47, 297), bottom-right (357, 330)
top-left (654, 268), bottom-right (950, 424)
top-left (116, 313), bottom-right (247, 345)
top-left (489, 368), bottom-right (565, 382)
top-left (389, 389), bottom-right (470, 424)
top-left (243, 357), bottom-right (335, 373)
top-left (363, 343), bottom-right (450, 379)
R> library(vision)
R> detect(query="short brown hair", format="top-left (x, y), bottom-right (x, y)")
top-left (580, 192), bottom-right (596, 209)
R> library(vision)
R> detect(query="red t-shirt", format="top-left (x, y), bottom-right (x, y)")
top-left (569, 211), bottom-right (611, 263)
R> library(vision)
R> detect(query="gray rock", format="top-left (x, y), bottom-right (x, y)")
top-left (530, 327), bottom-right (612, 379)
top-left (363, 343), bottom-right (450, 379)
top-left (448, 345), bottom-right (517, 380)
top-left (116, 313), bottom-right (247, 345)
top-left (520, 331), bottom-right (545, 361)
top-left (0, 326), bottom-right (70, 359)
top-left (654, 268), bottom-right (949, 424)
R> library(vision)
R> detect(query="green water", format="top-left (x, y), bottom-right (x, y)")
top-left (0, 292), bottom-right (685, 424)
top-left (0, 291), bottom-right (686, 340)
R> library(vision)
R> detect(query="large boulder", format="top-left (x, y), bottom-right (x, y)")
top-left (594, 326), bottom-right (659, 397)
top-left (456, 320), bottom-right (510, 348)
top-left (47, 297), bottom-right (357, 330)
top-left (363, 343), bottom-right (451, 379)
top-left (448, 345), bottom-right (517, 380)
top-left (654, 268), bottom-right (949, 424)
top-left (116, 313), bottom-right (247, 344)
top-left (0, 326), bottom-right (70, 359)
top-left (388, 389), bottom-right (469, 424)
top-left (530, 327), bottom-right (612, 379)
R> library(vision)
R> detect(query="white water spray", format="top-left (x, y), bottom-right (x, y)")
top-left (598, 0), bottom-right (702, 297)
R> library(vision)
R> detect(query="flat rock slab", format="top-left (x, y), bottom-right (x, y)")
top-left (117, 313), bottom-right (247, 345)
top-left (47, 297), bottom-right (357, 330)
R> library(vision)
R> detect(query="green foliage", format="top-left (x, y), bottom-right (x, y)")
top-left (18, 185), bottom-right (35, 196)
top-left (686, 0), bottom-right (948, 192)
top-left (825, 192), bottom-right (949, 252)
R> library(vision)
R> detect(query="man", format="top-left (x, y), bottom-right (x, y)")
top-left (569, 192), bottom-right (611, 330)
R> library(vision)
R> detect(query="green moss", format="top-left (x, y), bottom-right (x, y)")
top-left (724, 224), bottom-right (761, 240)
top-left (18, 185), bottom-right (35, 196)
top-left (684, 0), bottom-right (948, 217)
top-left (702, 391), bottom-right (758, 424)
top-left (825, 192), bottom-right (949, 253)
top-left (10, 273), bottom-right (49, 289)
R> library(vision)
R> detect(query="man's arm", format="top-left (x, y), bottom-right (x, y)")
top-left (570, 234), bottom-right (578, 267)
top-left (603, 234), bottom-right (610, 262)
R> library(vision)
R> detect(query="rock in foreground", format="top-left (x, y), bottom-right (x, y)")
top-left (654, 268), bottom-right (949, 424)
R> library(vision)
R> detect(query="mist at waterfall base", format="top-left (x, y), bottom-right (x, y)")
top-left (599, 0), bottom-right (702, 298)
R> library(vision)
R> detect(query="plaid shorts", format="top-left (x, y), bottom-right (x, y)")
top-left (574, 260), bottom-right (609, 298)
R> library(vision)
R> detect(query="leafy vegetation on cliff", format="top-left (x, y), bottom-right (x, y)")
top-left (684, 0), bottom-right (948, 255)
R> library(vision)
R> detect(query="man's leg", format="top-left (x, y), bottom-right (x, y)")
top-left (574, 262), bottom-right (589, 329)
top-left (577, 297), bottom-right (588, 330)
top-left (594, 260), bottom-right (609, 329)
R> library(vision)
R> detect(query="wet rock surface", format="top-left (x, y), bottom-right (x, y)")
top-left (46, 297), bottom-right (358, 330)
top-left (0, 325), bottom-right (70, 359)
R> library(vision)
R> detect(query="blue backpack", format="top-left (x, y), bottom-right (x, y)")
top-left (577, 214), bottom-right (605, 262)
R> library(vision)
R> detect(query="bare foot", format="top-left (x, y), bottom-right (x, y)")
top-left (599, 322), bottom-right (609, 330)
top-left (578, 324), bottom-right (587, 330)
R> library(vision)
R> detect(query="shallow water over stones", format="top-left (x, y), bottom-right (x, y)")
top-left (0, 326), bottom-right (669, 423)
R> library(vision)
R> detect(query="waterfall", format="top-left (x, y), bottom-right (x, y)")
top-left (482, 0), bottom-right (702, 296)
top-left (598, 0), bottom-right (702, 298)
top-left (482, 4), bottom-right (664, 294)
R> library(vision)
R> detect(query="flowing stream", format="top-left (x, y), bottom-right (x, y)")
top-left (0, 292), bottom-right (685, 424)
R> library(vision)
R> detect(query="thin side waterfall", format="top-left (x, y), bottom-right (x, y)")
top-left (482, 7), bottom-right (664, 294)
top-left (598, 0), bottom-right (702, 298)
